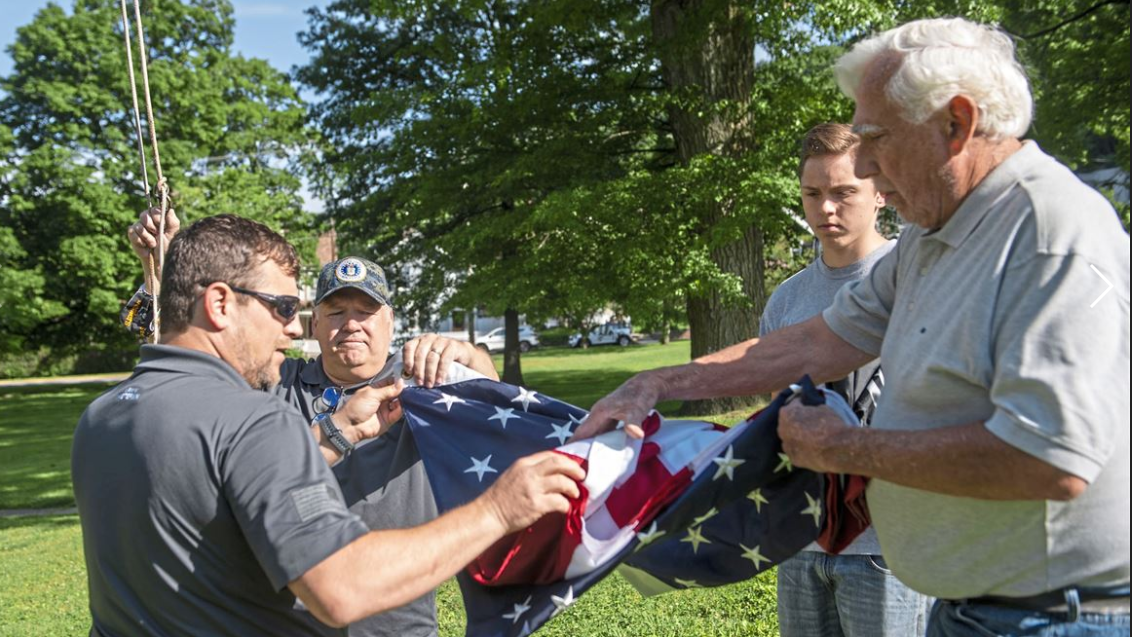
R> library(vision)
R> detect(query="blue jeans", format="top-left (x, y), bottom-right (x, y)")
top-left (777, 551), bottom-right (932, 637)
top-left (928, 598), bottom-right (1130, 636)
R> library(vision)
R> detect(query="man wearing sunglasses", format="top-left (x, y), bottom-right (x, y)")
top-left (80, 214), bottom-right (582, 636)
top-left (126, 208), bottom-right (498, 637)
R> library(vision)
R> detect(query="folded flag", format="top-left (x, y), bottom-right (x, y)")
top-left (399, 376), bottom-right (862, 637)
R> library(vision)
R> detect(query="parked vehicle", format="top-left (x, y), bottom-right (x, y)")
top-left (476, 326), bottom-right (540, 353)
top-left (568, 322), bottom-right (634, 348)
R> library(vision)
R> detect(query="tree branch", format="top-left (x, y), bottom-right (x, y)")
top-left (1004, 0), bottom-right (1128, 40)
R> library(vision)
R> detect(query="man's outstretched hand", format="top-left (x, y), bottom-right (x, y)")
top-left (568, 373), bottom-right (661, 441)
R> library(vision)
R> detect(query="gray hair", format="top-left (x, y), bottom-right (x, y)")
top-left (834, 17), bottom-right (1032, 139)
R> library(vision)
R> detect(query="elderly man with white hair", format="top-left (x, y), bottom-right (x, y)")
top-left (576, 17), bottom-right (1129, 636)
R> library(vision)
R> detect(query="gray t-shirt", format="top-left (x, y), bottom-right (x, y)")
top-left (276, 353), bottom-right (483, 637)
top-left (824, 141), bottom-right (1130, 598)
top-left (761, 241), bottom-right (894, 556)
top-left (73, 345), bottom-right (368, 637)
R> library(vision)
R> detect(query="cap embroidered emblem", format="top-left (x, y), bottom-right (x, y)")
top-left (335, 258), bottom-right (367, 283)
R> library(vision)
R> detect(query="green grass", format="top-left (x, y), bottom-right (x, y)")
top-left (0, 384), bottom-right (118, 510)
top-left (505, 342), bottom-right (692, 412)
top-left (0, 344), bottom-right (779, 636)
top-left (0, 515), bottom-right (90, 635)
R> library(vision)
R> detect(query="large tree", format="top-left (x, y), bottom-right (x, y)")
top-left (299, 0), bottom-right (659, 384)
top-left (299, 0), bottom-right (1128, 405)
top-left (0, 0), bottom-right (314, 370)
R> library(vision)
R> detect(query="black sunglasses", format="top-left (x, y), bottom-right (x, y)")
top-left (228, 284), bottom-right (301, 321)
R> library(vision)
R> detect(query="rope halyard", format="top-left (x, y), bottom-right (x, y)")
top-left (119, 0), bottom-right (170, 342)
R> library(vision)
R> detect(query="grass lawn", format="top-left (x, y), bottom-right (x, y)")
top-left (0, 342), bottom-right (778, 636)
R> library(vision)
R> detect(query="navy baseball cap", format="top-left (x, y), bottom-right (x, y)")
top-left (315, 257), bottom-right (392, 306)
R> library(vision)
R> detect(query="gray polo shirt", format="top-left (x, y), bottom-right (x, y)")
top-left (824, 142), bottom-right (1130, 598)
top-left (276, 353), bottom-right (483, 637)
top-left (761, 240), bottom-right (895, 556)
top-left (73, 345), bottom-right (368, 637)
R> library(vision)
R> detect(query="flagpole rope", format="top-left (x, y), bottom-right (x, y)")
top-left (120, 0), bottom-right (169, 342)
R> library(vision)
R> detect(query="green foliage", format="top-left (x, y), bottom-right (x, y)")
top-left (296, 0), bottom-right (877, 348)
top-left (1001, 1), bottom-right (1130, 177)
top-left (0, 0), bottom-right (315, 366)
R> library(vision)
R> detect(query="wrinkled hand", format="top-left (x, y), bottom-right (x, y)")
top-left (481, 451), bottom-right (586, 533)
top-left (568, 374), bottom-right (659, 441)
top-left (401, 334), bottom-right (482, 388)
top-left (778, 401), bottom-right (851, 474)
top-left (128, 207), bottom-right (180, 261)
top-left (128, 207), bottom-right (181, 289)
top-left (335, 378), bottom-right (405, 445)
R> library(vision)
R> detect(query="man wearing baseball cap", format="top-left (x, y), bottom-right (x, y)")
top-left (128, 210), bottom-right (497, 637)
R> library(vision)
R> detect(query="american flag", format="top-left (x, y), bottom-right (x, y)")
top-left (399, 376), bottom-right (864, 637)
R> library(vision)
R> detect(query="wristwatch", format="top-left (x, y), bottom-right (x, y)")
top-left (313, 412), bottom-right (355, 456)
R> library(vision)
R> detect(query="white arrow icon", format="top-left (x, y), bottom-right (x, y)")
top-left (1089, 264), bottom-right (1113, 308)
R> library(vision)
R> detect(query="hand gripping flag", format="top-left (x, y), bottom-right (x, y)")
top-left (399, 377), bottom-right (865, 637)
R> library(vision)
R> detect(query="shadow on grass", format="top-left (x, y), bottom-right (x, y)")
top-left (0, 385), bottom-right (114, 510)
top-left (0, 513), bottom-right (81, 533)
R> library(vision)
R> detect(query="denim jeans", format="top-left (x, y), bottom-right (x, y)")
top-left (777, 551), bottom-right (933, 637)
top-left (928, 598), bottom-right (1130, 637)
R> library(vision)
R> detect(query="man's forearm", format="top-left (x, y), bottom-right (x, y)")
top-left (648, 315), bottom-right (873, 402)
top-left (819, 421), bottom-right (1087, 501)
top-left (466, 344), bottom-right (500, 380)
top-left (292, 497), bottom-right (508, 627)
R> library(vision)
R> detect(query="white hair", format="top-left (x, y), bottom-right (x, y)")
top-left (834, 17), bottom-right (1032, 139)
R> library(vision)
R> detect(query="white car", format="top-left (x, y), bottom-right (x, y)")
top-left (569, 323), bottom-right (634, 348)
top-left (476, 326), bottom-right (540, 353)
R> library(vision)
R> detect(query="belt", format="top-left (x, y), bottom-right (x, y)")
top-left (962, 585), bottom-right (1130, 615)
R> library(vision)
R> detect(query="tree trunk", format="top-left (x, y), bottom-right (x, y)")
top-left (502, 307), bottom-right (524, 386)
top-left (660, 314), bottom-right (672, 345)
top-left (466, 308), bottom-right (477, 345)
top-left (652, 0), bottom-right (766, 416)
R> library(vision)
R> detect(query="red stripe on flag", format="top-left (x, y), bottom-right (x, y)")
top-left (468, 452), bottom-right (588, 586)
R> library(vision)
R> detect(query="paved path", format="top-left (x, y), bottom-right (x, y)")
top-left (0, 373), bottom-right (127, 389)
top-left (0, 507), bottom-right (78, 518)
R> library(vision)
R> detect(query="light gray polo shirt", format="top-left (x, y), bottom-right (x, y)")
top-left (73, 345), bottom-right (368, 637)
top-left (824, 142), bottom-right (1130, 598)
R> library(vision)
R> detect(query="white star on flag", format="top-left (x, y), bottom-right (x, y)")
top-left (550, 586), bottom-right (576, 617)
top-left (681, 525), bottom-right (711, 553)
top-left (433, 392), bottom-right (466, 412)
top-left (635, 521), bottom-right (666, 546)
top-left (775, 452), bottom-right (793, 473)
top-left (568, 412), bottom-right (585, 426)
top-left (502, 596), bottom-right (532, 624)
top-left (674, 578), bottom-right (700, 588)
top-left (545, 422), bottom-right (573, 445)
top-left (747, 488), bottom-right (769, 513)
top-left (511, 387), bottom-right (541, 412)
top-left (801, 491), bottom-right (822, 527)
top-left (488, 406), bottom-right (519, 429)
top-left (692, 507), bottom-right (718, 526)
top-left (711, 445), bottom-right (745, 481)
top-left (464, 455), bottom-right (498, 482)
top-left (740, 543), bottom-right (771, 569)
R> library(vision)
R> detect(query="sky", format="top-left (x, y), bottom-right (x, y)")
top-left (0, 0), bottom-right (329, 78)
top-left (0, 0), bottom-right (332, 210)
